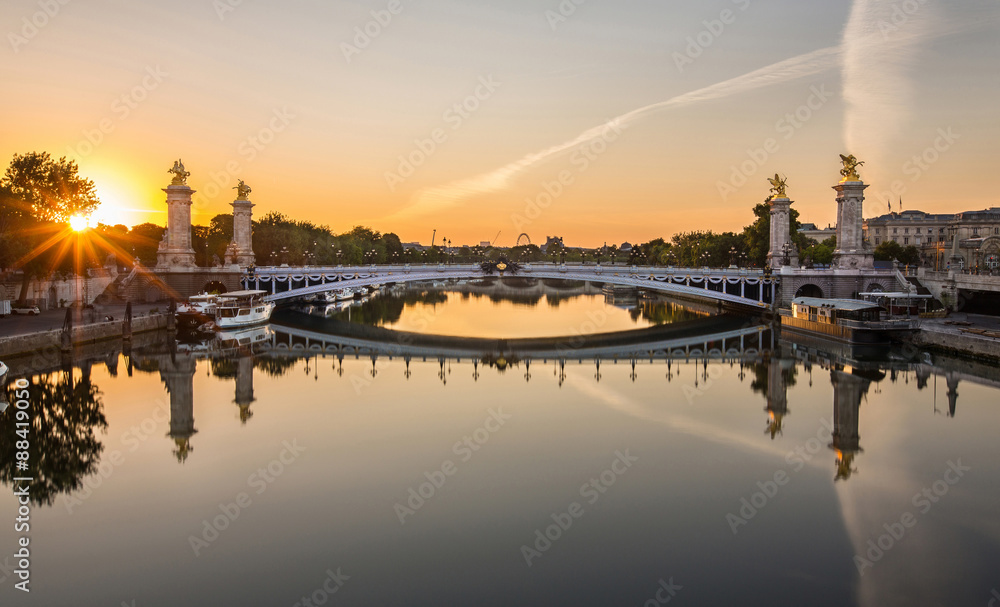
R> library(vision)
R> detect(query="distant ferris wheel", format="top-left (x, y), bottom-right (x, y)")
top-left (516, 233), bottom-right (531, 247)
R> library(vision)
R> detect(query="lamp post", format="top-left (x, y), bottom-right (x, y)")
top-left (729, 246), bottom-right (737, 268)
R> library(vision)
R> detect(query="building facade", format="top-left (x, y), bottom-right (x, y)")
top-left (863, 208), bottom-right (1000, 271)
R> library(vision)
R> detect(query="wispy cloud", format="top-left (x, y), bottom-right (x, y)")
top-left (841, 0), bottom-right (935, 182)
top-left (393, 46), bottom-right (841, 220)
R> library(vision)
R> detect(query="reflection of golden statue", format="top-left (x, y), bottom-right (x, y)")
top-left (767, 174), bottom-right (788, 199)
top-left (839, 154), bottom-right (864, 182)
top-left (234, 179), bottom-right (252, 200)
top-left (168, 159), bottom-right (190, 185)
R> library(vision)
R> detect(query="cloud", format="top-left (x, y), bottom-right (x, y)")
top-left (393, 45), bottom-right (841, 220)
top-left (841, 0), bottom-right (936, 180)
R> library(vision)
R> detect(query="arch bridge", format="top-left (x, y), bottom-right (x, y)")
top-left (243, 263), bottom-right (778, 309)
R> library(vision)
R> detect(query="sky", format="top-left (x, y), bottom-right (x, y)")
top-left (2, 0), bottom-right (998, 247)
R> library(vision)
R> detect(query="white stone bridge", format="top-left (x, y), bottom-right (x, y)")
top-left (243, 263), bottom-right (778, 309)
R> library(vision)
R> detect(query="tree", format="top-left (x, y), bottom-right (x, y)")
top-left (874, 240), bottom-right (904, 262)
top-left (0, 152), bottom-right (101, 304)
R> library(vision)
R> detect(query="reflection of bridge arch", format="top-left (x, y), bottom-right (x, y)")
top-left (264, 317), bottom-right (772, 361)
top-left (516, 233), bottom-right (531, 246)
top-left (245, 264), bottom-right (778, 309)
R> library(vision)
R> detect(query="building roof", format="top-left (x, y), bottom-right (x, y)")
top-left (866, 210), bottom-right (953, 222)
top-left (792, 297), bottom-right (881, 311)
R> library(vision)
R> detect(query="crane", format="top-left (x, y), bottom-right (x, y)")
top-left (431, 229), bottom-right (436, 247)
top-left (491, 230), bottom-right (501, 246)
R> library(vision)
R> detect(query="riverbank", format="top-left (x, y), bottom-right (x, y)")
top-left (0, 309), bottom-right (171, 360)
top-left (903, 313), bottom-right (1000, 363)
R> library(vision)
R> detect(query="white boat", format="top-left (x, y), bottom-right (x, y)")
top-left (176, 292), bottom-right (220, 328)
top-left (216, 325), bottom-right (274, 350)
top-left (0, 361), bottom-right (8, 414)
top-left (215, 290), bottom-right (275, 329)
top-left (335, 288), bottom-right (356, 301)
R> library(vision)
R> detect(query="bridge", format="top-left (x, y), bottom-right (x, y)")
top-left (242, 263), bottom-right (778, 309)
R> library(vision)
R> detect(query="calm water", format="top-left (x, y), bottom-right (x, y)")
top-left (2, 286), bottom-right (999, 607)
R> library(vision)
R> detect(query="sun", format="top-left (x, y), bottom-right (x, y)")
top-left (69, 214), bottom-right (90, 232)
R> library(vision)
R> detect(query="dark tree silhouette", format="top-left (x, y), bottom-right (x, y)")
top-left (1, 370), bottom-right (107, 507)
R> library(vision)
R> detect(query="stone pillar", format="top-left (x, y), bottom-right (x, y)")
top-left (829, 369), bottom-right (869, 481)
top-left (226, 196), bottom-right (256, 268)
top-left (764, 356), bottom-right (793, 439)
top-left (832, 180), bottom-right (874, 270)
top-left (156, 181), bottom-right (197, 270)
top-left (767, 197), bottom-right (799, 269)
top-left (235, 355), bottom-right (256, 424)
top-left (162, 354), bottom-right (197, 463)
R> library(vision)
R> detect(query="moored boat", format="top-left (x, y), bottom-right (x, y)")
top-left (215, 290), bottom-right (275, 329)
top-left (780, 297), bottom-right (919, 345)
top-left (176, 292), bottom-right (220, 329)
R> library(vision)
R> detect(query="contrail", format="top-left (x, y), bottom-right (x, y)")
top-left (394, 45), bottom-right (841, 220)
top-left (842, 0), bottom-right (936, 184)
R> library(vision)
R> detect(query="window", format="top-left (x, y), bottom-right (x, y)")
top-left (904, 228), bottom-right (909, 234)
top-left (875, 238), bottom-right (881, 245)
top-left (893, 228), bottom-right (898, 234)
top-left (973, 227), bottom-right (979, 236)
top-left (915, 237), bottom-right (921, 245)
top-left (928, 228), bottom-right (933, 234)
top-left (875, 228), bottom-right (881, 235)
top-left (904, 237), bottom-right (909, 245)
top-left (995, 228), bottom-right (999, 235)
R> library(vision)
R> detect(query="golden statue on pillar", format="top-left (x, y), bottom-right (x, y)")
top-left (839, 154), bottom-right (864, 182)
top-left (168, 159), bottom-right (191, 185)
top-left (234, 179), bottom-right (252, 200)
top-left (767, 174), bottom-right (788, 200)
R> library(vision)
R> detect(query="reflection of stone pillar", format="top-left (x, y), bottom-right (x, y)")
top-left (833, 180), bottom-right (874, 270)
top-left (765, 357), bottom-right (792, 439)
top-left (156, 183), bottom-right (197, 269)
top-left (235, 355), bottom-right (255, 424)
top-left (830, 369), bottom-right (869, 481)
top-left (946, 373), bottom-right (959, 418)
top-left (767, 197), bottom-right (799, 269)
top-left (162, 354), bottom-right (198, 463)
top-left (226, 197), bottom-right (255, 267)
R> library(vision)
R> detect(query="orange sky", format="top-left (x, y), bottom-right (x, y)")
top-left (2, 0), bottom-right (998, 247)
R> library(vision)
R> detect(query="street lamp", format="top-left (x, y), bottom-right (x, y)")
top-left (729, 246), bottom-right (737, 268)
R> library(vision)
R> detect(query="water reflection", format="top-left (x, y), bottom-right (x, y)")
top-left (1, 297), bottom-right (999, 606)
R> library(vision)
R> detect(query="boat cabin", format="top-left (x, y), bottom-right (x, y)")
top-left (791, 297), bottom-right (883, 325)
top-left (216, 290), bottom-right (269, 320)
